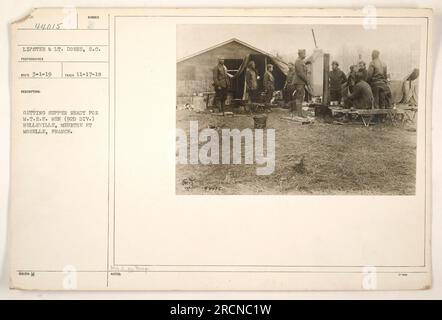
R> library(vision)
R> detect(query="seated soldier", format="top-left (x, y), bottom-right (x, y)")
top-left (344, 72), bottom-right (374, 110)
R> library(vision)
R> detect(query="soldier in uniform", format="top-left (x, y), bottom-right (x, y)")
top-left (357, 60), bottom-right (368, 82)
top-left (263, 64), bottom-right (275, 106)
top-left (347, 65), bottom-right (357, 94)
top-left (292, 49), bottom-right (309, 118)
top-left (246, 60), bottom-right (259, 103)
top-left (344, 72), bottom-right (374, 110)
top-left (329, 61), bottom-right (347, 103)
top-left (367, 50), bottom-right (392, 109)
top-left (284, 62), bottom-right (296, 103)
top-left (212, 56), bottom-right (230, 115)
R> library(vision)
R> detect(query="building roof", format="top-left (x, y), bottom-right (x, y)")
top-left (177, 38), bottom-right (288, 68)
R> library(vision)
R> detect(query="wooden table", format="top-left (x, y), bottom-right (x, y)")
top-left (330, 108), bottom-right (410, 127)
top-left (403, 107), bottom-right (418, 123)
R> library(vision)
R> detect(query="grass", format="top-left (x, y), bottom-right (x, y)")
top-left (176, 108), bottom-right (416, 195)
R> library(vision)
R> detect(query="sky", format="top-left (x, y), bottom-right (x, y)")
top-left (177, 24), bottom-right (421, 77)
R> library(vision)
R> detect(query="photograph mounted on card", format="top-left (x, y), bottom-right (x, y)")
top-left (8, 8), bottom-right (432, 291)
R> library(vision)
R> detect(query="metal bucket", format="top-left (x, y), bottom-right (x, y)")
top-left (253, 114), bottom-right (267, 129)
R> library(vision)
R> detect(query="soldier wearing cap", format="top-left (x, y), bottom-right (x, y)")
top-left (212, 56), bottom-right (230, 115)
top-left (292, 49), bottom-right (309, 117)
top-left (329, 60), bottom-right (347, 103)
top-left (263, 64), bottom-right (275, 105)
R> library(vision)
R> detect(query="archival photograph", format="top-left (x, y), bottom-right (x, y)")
top-left (175, 24), bottom-right (421, 195)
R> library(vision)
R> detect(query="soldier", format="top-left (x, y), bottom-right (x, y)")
top-left (345, 72), bottom-right (374, 110)
top-left (367, 50), bottom-right (392, 109)
top-left (292, 49), bottom-right (309, 118)
top-left (284, 62), bottom-right (296, 103)
top-left (329, 61), bottom-right (347, 103)
top-left (263, 64), bottom-right (275, 106)
top-left (357, 60), bottom-right (368, 82)
top-left (347, 65), bottom-right (357, 94)
top-left (212, 56), bottom-right (230, 115)
top-left (246, 60), bottom-right (259, 103)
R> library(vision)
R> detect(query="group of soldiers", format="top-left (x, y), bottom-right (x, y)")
top-left (212, 57), bottom-right (276, 114)
top-left (244, 60), bottom-right (276, 105)
top-left (327, 49), bottom-right (393, 112)
top-left (212, 48), bottom-right (392, 117)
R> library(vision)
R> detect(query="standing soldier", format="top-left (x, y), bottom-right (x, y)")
top-left (284, 62), bottom-right (296, 103)
top-left (367, 50), bottom-right (392, 109)
top-left (358, 60), bottom-right (368, 82)
top-left (213, 56), bottom-right (230, 115)
top-left (329, 61), bottom-right (347, 103)
top-left (347, 65), bottom-right (357, 94)
top-left (263, 64), bottom-right (275, 107)
top-left (292, 49), bottom-right (309, 118)
top-left (246, 60), bottom-right (259, 103)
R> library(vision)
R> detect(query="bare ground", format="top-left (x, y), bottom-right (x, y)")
top-left (176, 108), bottom-right (417, 195)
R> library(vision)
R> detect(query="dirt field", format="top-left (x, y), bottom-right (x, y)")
top-left (176, 108), bottom-right (417, 195)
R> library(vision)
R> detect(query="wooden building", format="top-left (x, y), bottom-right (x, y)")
top-left (176, 38), bottom-right (289, 107)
